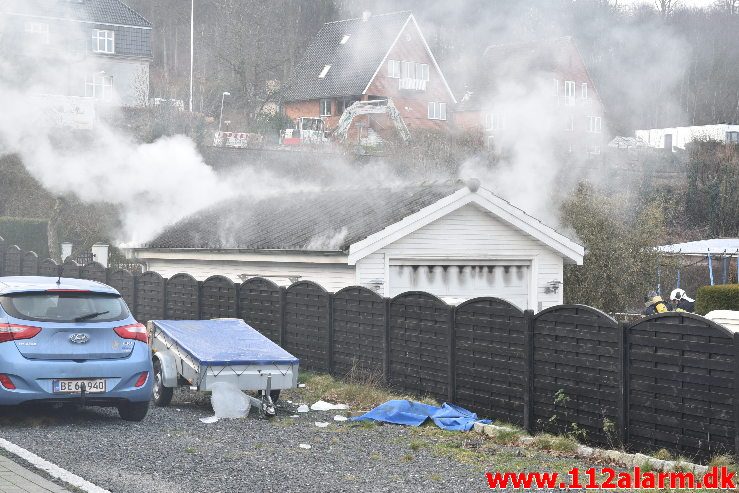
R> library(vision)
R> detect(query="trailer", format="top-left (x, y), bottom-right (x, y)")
top-left (147, 319), bottom-right (299, 417)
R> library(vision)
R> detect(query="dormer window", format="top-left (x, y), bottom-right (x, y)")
top-left (92, 29), bottom-right (114, 54)
top-left (318, 65), bottom-right (331, 78)
top-left (340, 34), bottom-right (350, 45)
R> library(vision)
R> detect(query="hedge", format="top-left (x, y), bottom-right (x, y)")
top-left (695, 284), bottom-right (739, 315)
top-left (0, 217), bottom-right (49, 258)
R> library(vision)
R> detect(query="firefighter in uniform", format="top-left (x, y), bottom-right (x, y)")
top-left (669, 288), bottom-right (695, 313)
top-left (643, 291), bottom-right (669, 315)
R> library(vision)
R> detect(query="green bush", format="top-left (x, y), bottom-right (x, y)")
top-left (695, 284), bottom-right (739, 315)
top-left (0, 217), bottom-right (49, 258)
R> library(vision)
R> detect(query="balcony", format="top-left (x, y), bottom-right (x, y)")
top-left (399, 78), bottom-right (427, 91)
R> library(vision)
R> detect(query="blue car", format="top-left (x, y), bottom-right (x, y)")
top-left (0, 276), bottom-right (153, 421)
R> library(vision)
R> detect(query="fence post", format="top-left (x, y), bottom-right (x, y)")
top-left (448, 305), bottom-right (456, 403)
top-left (384, 297), bottom-right (391, 384)
top-left (196, 280), bottom-right (203, 320)
top-left (279, 286), bottom-right (287, 348)
top-left (619, 321), bottom-right (630, 448)
top-left (327, 293), bottom-right (334, 375)
top-left (733, 333), bottom-right (739, 460)
top-left (523, 309), bottom-right (535, 434)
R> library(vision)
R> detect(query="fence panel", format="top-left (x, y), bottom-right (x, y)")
top-left (108, 269), bottom-right (135, 308)
top-left (628, 313), bottom-right (735, 459)
top-left (532, 305), bottom-right (620, 446)
top-left (38, 258), bottom-right (58, 277)
top-left (135, 271), bottom-right (166, 322)
top-left (238, 278), bottom-right (282, 343)
top-left (284, 281), bottom-right (330, 371)
top-left (165, 273), bottom-right (199, 320)
top-left (4, 245), bottom-right (21, 276)
top-left (332, 286), bottom-right (386, 377)
top-left (200, 275), bottom-right (237, 319)
top-left (455, 297), bottom-right (526, 425)
top-left (61, 259), bottom-right (80, 278)
top-left (388, 292), bottom-right (451, 400)
top-left (21, 251), bottom-right (38, 276)
top-left (81, 261), bottom-right (107, 284)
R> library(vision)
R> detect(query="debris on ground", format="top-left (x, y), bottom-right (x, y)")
top-left (333, 415), bottom-right (348, 422)
top-left (296, 404), bottom-right (309, 413)
top-left (298, 443), bottom-right (311, 449)
top-left (199, 416), bottom-right (219, 424)
top-left (352, 400), bottom-right (490, 431)
top-left (314, 422), bottom-right (329, 428)
top-left (310, 400), bottom-right (348, 411)
top-left (208, 382), bottom-right (262, 420)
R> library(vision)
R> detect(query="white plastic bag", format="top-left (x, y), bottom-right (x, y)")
top-left (210, 381), bottom-right (251, 418)
top-left (310, 400), bottom-right (348, 411)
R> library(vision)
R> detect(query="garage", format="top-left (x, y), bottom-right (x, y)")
top-left (388, 260), bottom-right (530, 308)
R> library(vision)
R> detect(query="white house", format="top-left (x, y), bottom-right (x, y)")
top-left (129, 180), bottom-right (584, 311)
top-left (635, 124), bottom-right (739, 151)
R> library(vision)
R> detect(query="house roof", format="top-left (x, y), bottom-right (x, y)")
top-left (143, 180), bottom-right (584, 265)
top-left (282, 11), bottom-right (411, 101)
top-left (0, 0), bottom-right (151, 28)
top-left (457, 36), bottom-right (596, 111)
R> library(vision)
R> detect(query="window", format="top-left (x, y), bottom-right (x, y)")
top-left (340, 34), bottom-right (350, 45)
top-left (320, 99), bottom-right (331, 117)
top-left (588, 145), bottom-right (601, 155)
top-left (726, 131), bottom-right (739, 143)
top-left (401, 61), bottom-right (414, 79)
top-left (564, 115), bottom-right (574, 132)
top-left (318, 64), bottom-right (331, 78)
top-left (564, 81), bottom-right (575, 104)
top-left (417, 63), bottom-right (429, 81)
top-left (85, 73), bottom-right (113, 100)
top-left (428, 102), bottom-right (447, 120)
top-left (0, 292), bottom-right (130, 323)
top-left (92, 29), bottom-right (114, 54)
top-left (484, 112), bottom-right (505, 131)
top-left (587, 116), bottom-right (602, 133)
top-left (581, 83), bottom-right (588, 100)
top-left (387, 59), bottom-right (400, 78)
top-left (24, 22), bottom-right (49, 44)
top-left (553, 79), bottom-right (559, 97)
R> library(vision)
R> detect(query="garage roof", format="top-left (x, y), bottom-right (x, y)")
top-left (144, 180), bottom-right (583, 265)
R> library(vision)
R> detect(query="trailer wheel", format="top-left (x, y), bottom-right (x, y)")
top-left (152, 359), bottom-right (174, 407)
top-left (258, 390), bottom-right (280, 403)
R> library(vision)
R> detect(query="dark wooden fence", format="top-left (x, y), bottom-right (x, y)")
top-left (0, 235), bottom-right (736, 460)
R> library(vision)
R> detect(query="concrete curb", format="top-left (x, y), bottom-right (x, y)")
top-left (472, 422), bottom-right (710, 475)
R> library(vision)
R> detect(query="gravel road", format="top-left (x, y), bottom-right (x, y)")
top-left (0, 389), bottom-right (494, 493)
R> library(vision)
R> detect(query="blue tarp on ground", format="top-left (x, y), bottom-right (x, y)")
top-left (351, 399), bottom-right (490, 431)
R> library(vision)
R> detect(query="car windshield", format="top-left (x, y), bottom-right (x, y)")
top-left (0, 292), bottom-right (130, 323)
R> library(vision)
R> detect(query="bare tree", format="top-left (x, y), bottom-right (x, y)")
top-left (655, 0), bottom-right (680, 16)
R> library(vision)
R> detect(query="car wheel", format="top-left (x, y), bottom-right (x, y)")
top-left (152, 359), bottom-right (173, 407)
top-left (118, 400), bottom-right (149, 421)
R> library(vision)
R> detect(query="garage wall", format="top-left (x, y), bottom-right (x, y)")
top-left (355, 203), bottom-right (565, 310)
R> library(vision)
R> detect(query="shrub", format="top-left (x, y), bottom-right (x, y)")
top-left (695, 284), bottom-right (739, 315)
top-left (0, 217), bottom-right (49, 258)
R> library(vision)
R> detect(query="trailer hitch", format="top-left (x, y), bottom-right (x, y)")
top-left (260, 374), bottom-right (275, 418)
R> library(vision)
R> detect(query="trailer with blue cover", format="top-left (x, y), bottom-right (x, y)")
top-left (147, 319), bottom-right (299, 416)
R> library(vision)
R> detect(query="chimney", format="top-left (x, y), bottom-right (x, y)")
top-left (361, 11), bottom-right (371, 21)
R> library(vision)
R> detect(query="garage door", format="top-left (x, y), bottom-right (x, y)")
top-left (388, 260), bottom-right (530, 309)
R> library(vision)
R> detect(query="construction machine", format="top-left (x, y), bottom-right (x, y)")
top-left (333, 99), bottom-right (410, 143)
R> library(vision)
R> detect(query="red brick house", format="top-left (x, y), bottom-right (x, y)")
top-left (455, 37), bottom-right (605, 156)
top-left (281, 11), bottom-right (457, 141)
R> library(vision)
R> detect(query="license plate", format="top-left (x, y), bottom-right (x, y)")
top-left (52, 379), bottom-right (106, 394)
